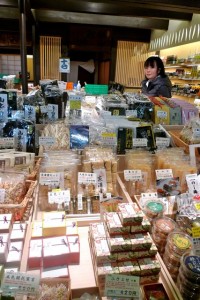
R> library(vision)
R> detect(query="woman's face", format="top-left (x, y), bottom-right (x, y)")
top-left (144, 62), bottom-right (159, 80)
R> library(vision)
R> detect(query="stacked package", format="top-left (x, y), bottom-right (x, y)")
top-left (89, 202), bottom-right (161, 297)
top-left (0, 213), bottom-right (27, 276)
top-left (171, 98), bottom-right (199, 124)
top-left (28, 211), bottom-right (80, 275)
top-left (81, 147), bottom-right (118, 198)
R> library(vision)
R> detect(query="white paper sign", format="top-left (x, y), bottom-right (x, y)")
top-left (48, 190), bottom-right (70, 204)
top-left (155, 169), bottom-right (173, 179)
top-left (133, 138), bottom-right (148, 147)
top-left (59, 58), bottom-right (70, 73)
top-left (126, 110), bottom-right (137, 117)
top-left (157, 111), bottom-right (167, 118)
top-left (124, 170), bottom-right (142, 181)
top-left (39, 172), bottom-right (61, 187)
top-left (105, 274), bottom-right (140, 299)
top-left (156, 137), bottom-right (170, 148)
top-left (78, 172), bottom-right (97, 184)
top-left (39, 136), bottom-right (55, 146)
top-left (0, 137), bottom-right (14, 149)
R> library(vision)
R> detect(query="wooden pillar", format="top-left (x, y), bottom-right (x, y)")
top-left (19, 0), bottom-right (28, 94)
top-left (32, 24), bottom-right (40, 85)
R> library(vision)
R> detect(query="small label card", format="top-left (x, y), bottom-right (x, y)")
top-left (132, 138), bottom-right (148, 147)
top-left (105, 274), bottom-right (140, 299)
top-left (48, 190), bottom-right (70, 204)
top-left (101, 132), bottom-right (117, 146)
top-left (39, 172), bottom-right (61, 187)
top-left (155, 169), bottom-right (173, 180)
top-left (0, 188), bottom-right (5, 203)
top-left (126, 110), bottom-right (137, 117)
top-left (157, 111), bottom-right (167, 119)
top-left (1, 271), bottom-right (40, 296)
top-left (156, 137), bottom-right (170, 148)
top-left (78, 172), bottom-right (97, 184)
top-left (0, 137), bottom-right (14, 149)
top-left (39, 136), bottom-right (55, 146)
top-left (124, 170), bottom-right (142, 181)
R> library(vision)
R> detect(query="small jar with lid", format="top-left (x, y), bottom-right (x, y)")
top-left (142, 199), bottom-right (165, 220)
top-left (165, 231), bottom-right (192, 256)
top-left (180, 252), bottom-right (200, 284)
top-left (152, 216), bottom-right (177, 252)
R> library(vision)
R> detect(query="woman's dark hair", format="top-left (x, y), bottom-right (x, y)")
top-left (144, 56), bottom-right (166, 77)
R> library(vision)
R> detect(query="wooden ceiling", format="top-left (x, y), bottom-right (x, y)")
top-left (0, 0), bottom-right (200, 31)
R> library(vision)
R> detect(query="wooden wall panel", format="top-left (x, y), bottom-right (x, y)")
top-left (115, 41), bottom-right (154, 87)
top-left (40, 36), bottom-right (61, 80)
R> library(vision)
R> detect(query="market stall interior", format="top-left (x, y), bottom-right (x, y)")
top-left (0, 1), bottom-right (200, 300)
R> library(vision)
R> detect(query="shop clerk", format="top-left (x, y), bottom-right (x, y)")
top-left (141, 56), bottom-right (172, 98)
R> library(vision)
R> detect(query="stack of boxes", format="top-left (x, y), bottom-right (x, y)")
top-left (0, 213), bottom-right (27, 279)
top-left (89, 202), bottom-right (161, 297)
top-left (28, 211), bottom-right (80, 279)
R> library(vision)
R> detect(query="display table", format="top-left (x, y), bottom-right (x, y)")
top-left (17, 177), bottom-right (184, 300)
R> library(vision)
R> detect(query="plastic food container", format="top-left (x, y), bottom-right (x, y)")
top-left (180, 252), bottom-right (200, 284)
top-left (163, 247), bottom-right (181, 267)
top-left (178, 269), bottom-right (200, 293)
top-left (153, 216), bottom-right (177, 235)
top-left (165, 231), bottom-right (192, 256)
top-left (143, 199), bottom-right (165, 219)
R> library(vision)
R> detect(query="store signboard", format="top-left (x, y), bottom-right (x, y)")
top-left (105, 274), bottom-right (140, 299)
top-left (59, 57), bottom-right (70, 73)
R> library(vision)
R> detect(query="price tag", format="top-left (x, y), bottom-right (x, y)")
top-left (0, 189), bottom-right (5, 202)
top-left (141, 192), bottom-right (158, 201)
top-left (70, 99), bottom-right (81, 110)
top-left (155, 169), bottom-right (173, 179)
top-left (157, 111), bottom-right (167, 119)
top-left (156, 137), bottom-right (170, 148)
top-left (126, 110), bottom-right (137, 117)
top-left (39, 172), bottom-right (61, 187)
top-left (1, 272), bottom-right (40, 296)
top-left (39, 136), bottom-right (55, 146)
top-left (101, 132), bottom-right (117, 146)
top-left (124, 170), bottom-right (142, 181)
top-left (105, 274), bottom-right (140, 299)
top-left (0, 137), bottom-right (14, 149)
top-left (133, 138), bottom-right (148, 147)
top-left (48, 190), bottom-right (70, 204)
top-left (193, 237), bottom-right (200, 256)
top-left (40, 105), bottom-right (48, 113)
top-left (78, 172), bottom-right (97, 184)
top-left (192, 227), bottom-right (200, 238)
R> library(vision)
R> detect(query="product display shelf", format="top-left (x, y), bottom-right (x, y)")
top-left (14, 173), bottom-right (184, 300)
top-left (116, 174), bottom-right (183, 300)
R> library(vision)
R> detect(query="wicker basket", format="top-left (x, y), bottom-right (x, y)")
top-left (0, 180), bottom-right (38, 221)
top-left (27, 157), bottom-right (42, 181)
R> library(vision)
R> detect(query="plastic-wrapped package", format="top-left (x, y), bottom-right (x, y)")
top-left (44, 85), bottom-right (64, 119)
top-left (81, 147), bottom-right (118, 198)
top-left (23, 89), bottom-right (46, 124)
top-left (124, 149), bottom-right (156, 194)
top-left (0, 171), bottom-right (27, 205)
top-left (155, 148), bottom-right (197, 193)
top-left (38, 152), bottom-right (80, 212)
top-left (2, 118), bottom-right (35, 153)
top-left (123, 92), bottom-right (153, 121)
top-left (39, 119), bottom-right (70, 153)
top-left (180, 117), bottom-right (200, 144)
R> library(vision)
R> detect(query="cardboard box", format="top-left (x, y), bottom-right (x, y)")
top-left (0, 233), bottom-right (10, 264)
top-left (31, 221), bottom-right (43, 239)
top-left (68, 235), bottom-right (80, 264)
top-left (43, 236), bottom-right (70, 268)
top-left (104, 212), bottom-right (130, 235)
top-left (28, 239), bottom-right (43, 269)
top-left (41, 265), bottom-right (70, 279)
top-left (138, 257), bottom-right (161, 276)
top-left (117, 203), bottom-right (144, 225)
top-left (6, 241), bottom-right (23, 267)
top-left (42, 212), bottom-right (66, 237)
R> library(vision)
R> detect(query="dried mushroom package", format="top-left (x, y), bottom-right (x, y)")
top-left (0, 171), bottom-right (27, 205)
top-left (39, 119), bottom-right (70, 153)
